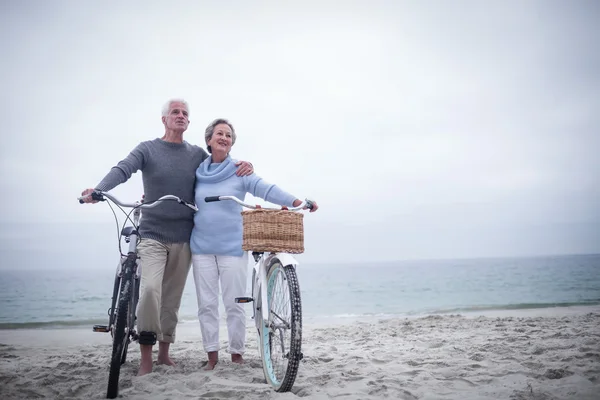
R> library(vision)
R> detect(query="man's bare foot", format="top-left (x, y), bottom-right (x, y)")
top-left (156, 341), bottom-right (175, 367)
top-left (137, 359), bottom-right (153, 376)
top-left (204, 351), bottom-right (218, 371)
top-left (231, 354), bottom-right (244, 364)
top-left (138, 344), bottom-right (154, 376)
top-left (157, 356), bottom-right (176, 367)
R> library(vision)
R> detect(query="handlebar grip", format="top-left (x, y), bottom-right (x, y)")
top-left (79, 192), bottom-right (105, 204)
top-left (205, 196), bottom-right (221, 203)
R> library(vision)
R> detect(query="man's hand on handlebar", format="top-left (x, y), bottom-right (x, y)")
top-left (80, 188), bottom-right (100, 204)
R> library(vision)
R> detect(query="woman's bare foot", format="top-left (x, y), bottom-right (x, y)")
top-left (231, 354), bottom-right (244, 364)
top-left (204, 351), bottom-right (218, 371)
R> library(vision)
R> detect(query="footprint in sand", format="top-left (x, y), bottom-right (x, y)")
top-left (370, 357), bottom-right (391, 364)
top-left (399, 369), bottom-right (423, 377)
top-left (292, 386), bottom-right (314, 397)
top-left (318, 356), bottom-right (334, 363)
top-left (531, 346), bottom-right (545, 355)
top-left (429, 341), bottom-right (445, 349)
top-left (544, 368), bottom-right (574, 379)
top-left (199, 390), bottom-right (243, 398)
top-left (341, 370), bottom-right (364, 382)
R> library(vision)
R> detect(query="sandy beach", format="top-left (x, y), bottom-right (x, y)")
top-left (1, 307), bottom-right (599, 400)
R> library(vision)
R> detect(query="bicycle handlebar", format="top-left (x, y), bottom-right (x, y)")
top-left (78, 191), bottom-right (105, 203)
top-left (78, 190), bottom-right (198, 212)
top-left (204, 195), bottom-right (315, 211)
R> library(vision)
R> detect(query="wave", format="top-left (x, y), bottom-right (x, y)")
top-left (427, 300), bottom-right (600, 315)
top-left (307, 301), bottom-right (600, 321)
top-left (0, 318), bottom-right (106, 330)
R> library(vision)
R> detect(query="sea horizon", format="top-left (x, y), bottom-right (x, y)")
top-left (1, 252), bottom-right (599, 330)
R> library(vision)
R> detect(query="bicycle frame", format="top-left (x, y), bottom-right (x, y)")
top-left (118, 202), bottom-right (142, 279)
top-left (84, 191), bottom-right (198, 334)
top-left (107, 201), bottom-right (142, 334)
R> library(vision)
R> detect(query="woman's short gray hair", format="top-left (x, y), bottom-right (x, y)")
top-left (205, 118), bottom-right (237, 153)
top-left (161, 99), bottom-right (189, 117)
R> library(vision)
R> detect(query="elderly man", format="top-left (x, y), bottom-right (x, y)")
top-left (81, 99), bottom-right (253, 375)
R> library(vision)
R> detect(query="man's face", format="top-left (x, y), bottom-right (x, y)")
top-left (163, 102), bottom-right (189, 133)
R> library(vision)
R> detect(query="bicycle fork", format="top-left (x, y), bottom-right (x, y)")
top-left (93, 232), bottom-right (140, 334)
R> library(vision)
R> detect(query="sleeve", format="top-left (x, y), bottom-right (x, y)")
top-left (243, 173), bottom-right (297, 207)
top-left (95, 142), bottom-right (147, 192)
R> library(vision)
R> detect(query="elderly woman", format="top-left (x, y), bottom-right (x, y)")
top-left (190, 118), bottom-right (318, 370)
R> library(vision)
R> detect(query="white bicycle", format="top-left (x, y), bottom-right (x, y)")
top-left (204, 195), bottom-right (315, 392)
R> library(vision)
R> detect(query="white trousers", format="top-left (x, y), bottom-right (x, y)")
top-left (191, 253), bottom-right (248, 354)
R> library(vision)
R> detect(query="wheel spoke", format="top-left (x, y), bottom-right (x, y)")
top-left (277, 328), bottom-right (286, 355)
top-left (269, 310), bottom-right (290, 329)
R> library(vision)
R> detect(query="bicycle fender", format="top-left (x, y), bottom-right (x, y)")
top-left (259, 261), bottom-right (269, 324)
top-left (270, 253), bottom-right (299, 268)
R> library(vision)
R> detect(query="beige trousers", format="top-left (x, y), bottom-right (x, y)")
top-left (136, 238), bottom-right (191, 343)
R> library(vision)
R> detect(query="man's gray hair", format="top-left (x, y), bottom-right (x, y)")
top-left (161, 99), bottom-right (190, 117)
top-left (205, 118), bottom-right (237, 153)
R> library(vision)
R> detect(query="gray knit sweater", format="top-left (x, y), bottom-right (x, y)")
top-left (95, 138), bottom-right (208, 243)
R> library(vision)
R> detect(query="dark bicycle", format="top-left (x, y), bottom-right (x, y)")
top-left (78, 190), bottom-right (197, 399)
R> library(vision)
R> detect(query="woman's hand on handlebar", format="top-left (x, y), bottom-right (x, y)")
top-left (293, 199), bottom-right (319, 212)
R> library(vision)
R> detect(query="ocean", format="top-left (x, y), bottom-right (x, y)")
top-left (1, 254), bottom-right (599, 330)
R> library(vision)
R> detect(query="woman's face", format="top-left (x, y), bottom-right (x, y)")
top-left (208, 123), bottom-right (233, 154)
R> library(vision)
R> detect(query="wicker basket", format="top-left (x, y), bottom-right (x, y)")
top-left (241, 209), bottom-right (304, 254)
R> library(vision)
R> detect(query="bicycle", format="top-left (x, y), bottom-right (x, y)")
top-left (204, 195), bottom-right (315, 392)
top-left (77, 190), bottom-right (198, 399)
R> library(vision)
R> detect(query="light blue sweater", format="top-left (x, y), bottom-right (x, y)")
top-left (191, 156), bottom-right (297, 256)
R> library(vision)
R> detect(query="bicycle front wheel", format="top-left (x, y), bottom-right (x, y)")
top-left (260, 260), bottom-right (302, 392)
top-left (107, 259), bottom-right (134, 399)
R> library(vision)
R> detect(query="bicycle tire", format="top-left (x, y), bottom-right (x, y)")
top-left (260, 260), bottom-right (302, 392)
top-left (106, 258), bottom-right (134, 399)
top-left (108, 274), bottom-right (120, 328)
top-left (120, 276), bottom-right (140, 365)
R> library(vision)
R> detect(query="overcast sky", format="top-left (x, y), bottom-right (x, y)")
top-left (1, 0), bottom-right (598, 269)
